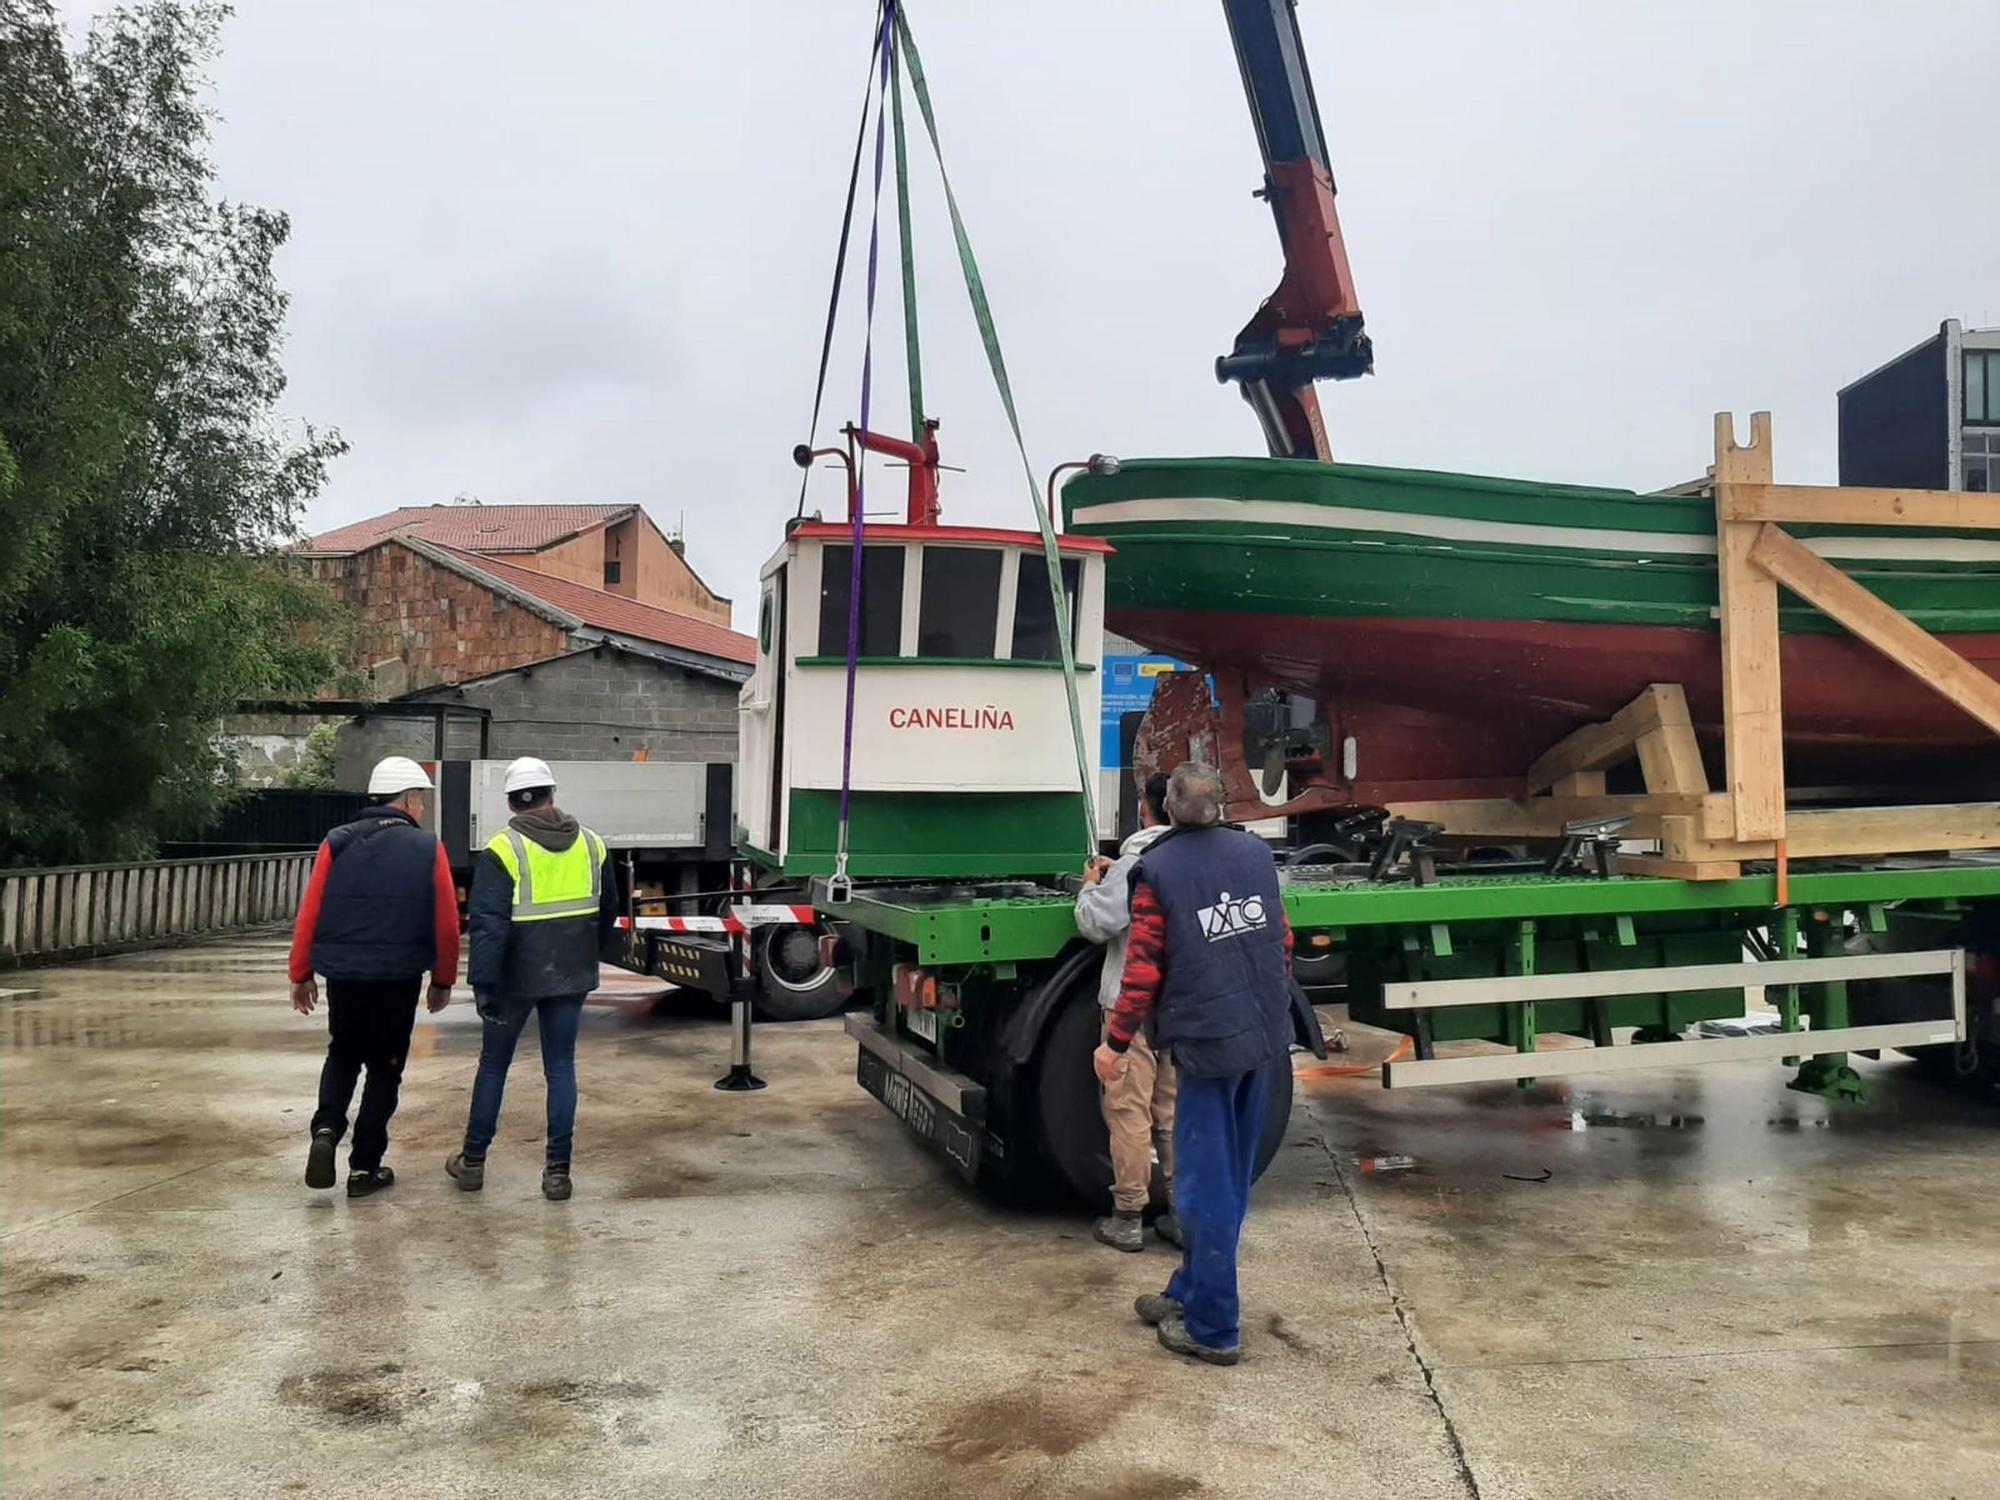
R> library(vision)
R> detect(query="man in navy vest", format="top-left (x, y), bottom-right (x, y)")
top-left (1094, 761), bottom-right (1293, 1365)
top-left (288, 756), bottom-right (459, 1198)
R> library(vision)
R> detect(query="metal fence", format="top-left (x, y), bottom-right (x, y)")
top-left (0, 852), bottom-right (312, 967)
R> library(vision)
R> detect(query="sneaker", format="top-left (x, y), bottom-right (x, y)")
top-left (305, 1128), bottom-right (337, 1190)
top-left (541, 1164), bottom-right (572, 1202)
top-left (1154, 1212), bottom-right (1184, 1249)
top-left (1157, 1312), bottom-right (1240, 1366)
top-left (1134, 1293), bottom-right (1183, 1327)
top-left (446, 1152), bottom-right (485, 1192)
top-left (346, 1165), bottom-right (395, 1199)
top-left (1093, 1212), bottom-right (1144, 1253)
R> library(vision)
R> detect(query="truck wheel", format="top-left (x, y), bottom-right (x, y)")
top-left (1033, 982), bottom-right (1294, 1208)
top-left (754, 925), bottom-right (849, 1022)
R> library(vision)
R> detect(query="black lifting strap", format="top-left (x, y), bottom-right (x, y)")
top-left (795, 4), bottom-right (888, 521)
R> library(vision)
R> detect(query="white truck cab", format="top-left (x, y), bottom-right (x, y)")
top-left (738, 521), bottom-right (1109, 880)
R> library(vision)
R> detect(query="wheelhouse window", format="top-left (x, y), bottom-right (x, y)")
top-left (1011, 555), bottom-right (1082, 662)
top-left (917, 547), bottom-right (1003, 658)
top-left (818, 544), bottom-right (906, 656)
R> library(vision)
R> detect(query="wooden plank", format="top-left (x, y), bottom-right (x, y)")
top-left (1387, 794), bottom-right (1699, 839)
top-left (1720, 483), bottom-right (2000, 530)
top-left (1674, 802), bottom-right (2000, 862)
top-left (1790, 803), bottom-right (2000, 857)
top-left (1748, 522), bottom-right (2000, 737)
top-left (1614, 852), bottom-right (1742, 881)
top-left (1714, 412), bottom-right (1785, 841)
top-left (1524, 684), bottom-right (1676, 793)
top-left (1552, 772), bottom-right (1607, 796)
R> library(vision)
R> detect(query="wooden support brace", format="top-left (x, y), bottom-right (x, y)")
top-left (1714, 412), bottom-right (1785, 842)
top-left (1746, 523), bottom-right (2000, 737)
top-left (1525, 683), bottom-right (1698, 794)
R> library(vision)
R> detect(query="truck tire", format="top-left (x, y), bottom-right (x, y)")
top-left (754, 924), bottom-right (849, 1022)
top-left (1033, 981), bottom-right (1294, 1209)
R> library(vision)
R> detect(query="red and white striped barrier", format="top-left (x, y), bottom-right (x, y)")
top-left (618, 905), bottom-right (817, 936)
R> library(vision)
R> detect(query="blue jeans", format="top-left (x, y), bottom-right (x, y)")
top-left (1163, 1060), bottom-right (1277, 1349)
top-left (462, 993), bottom-right (586, 1165)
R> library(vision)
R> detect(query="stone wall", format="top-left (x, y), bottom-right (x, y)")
top-left (217, 713), bottom-right (348, 787)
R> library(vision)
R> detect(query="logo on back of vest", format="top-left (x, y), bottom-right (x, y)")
top-left (1196, 891), bottom-right (1268, 942)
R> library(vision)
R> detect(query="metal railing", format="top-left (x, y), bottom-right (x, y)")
top-left (0, 852), bottom-right (312, 967)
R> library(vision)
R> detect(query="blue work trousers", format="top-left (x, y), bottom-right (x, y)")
top-left (462, 992), bottom-right (586, 1165)
top-left (1162, 1060), bottom-right (1276, 1349)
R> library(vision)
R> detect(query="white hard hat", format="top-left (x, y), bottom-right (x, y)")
top-left (503, 756), bottom-right (557, 795)
top-left (367, 756), bottom-right (433, 796)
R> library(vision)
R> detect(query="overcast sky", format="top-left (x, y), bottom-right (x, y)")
top-left (60, 2), bottom-right (2000, 627)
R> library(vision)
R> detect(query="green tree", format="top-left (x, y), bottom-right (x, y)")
top-left (0, 0), bottom-right (348, 865)
top-left (271, 722), bottom-right (340, 791)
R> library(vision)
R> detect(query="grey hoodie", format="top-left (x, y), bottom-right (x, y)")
top-left (1074, 823), bottom-right (1170, 1011)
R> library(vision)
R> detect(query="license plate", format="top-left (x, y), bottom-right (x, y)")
top-left (904, 1005), bottom-right (939, 1044)
top-left (856, 1047), bottom-right (981, 1181)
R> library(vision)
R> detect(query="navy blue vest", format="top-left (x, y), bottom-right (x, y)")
top-left (1131, 824), bottom-right (1291, 1078)
top-left (309, 807), bottom-right (439, 982)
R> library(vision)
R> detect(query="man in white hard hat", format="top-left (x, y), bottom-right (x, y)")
top-left (288, 756), bottom-right (459, 1198)
top-left (447, 756), bottom-right (617, 1202)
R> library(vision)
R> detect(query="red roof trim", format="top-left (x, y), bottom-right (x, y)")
top-left (788, 522), bottom-right (1114, 554)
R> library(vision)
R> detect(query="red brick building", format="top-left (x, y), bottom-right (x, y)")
top-left (299, 534), bottom-right (752, 697)
top-left (302, 502), bottom-right (730, 628)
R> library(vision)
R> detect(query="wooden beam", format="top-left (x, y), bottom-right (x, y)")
top-left (1552, 771), bottom-right (1607, 796)
top-left (1714, 412), bottom-right (1786, 841)
top-left (1615, 852), bottom-right (1742, 882)
top-left (1387, 795), bottom-right (1698, 839)
top-left (1524, 683), bottom-right (1681, 794)
top-left (1747, 523), bottom-right (2000, 738)
top-left (1790, 803), bottom-right (2000, 858)
top-left (1671, 803), bottom-right (2000, 862)
top-left (1720, 483), bottom-right (2000, 530)
top-left (1635, 703), bottom-right (1709, 796)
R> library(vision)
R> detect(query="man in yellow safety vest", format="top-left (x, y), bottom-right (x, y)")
top-left (446, 756), bottom-right (618, 1201)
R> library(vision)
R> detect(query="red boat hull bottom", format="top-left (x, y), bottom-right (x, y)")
top-left (1113, 610), bottom-right (2000, 798)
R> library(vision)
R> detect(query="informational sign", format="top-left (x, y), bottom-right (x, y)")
top-left (1099, 654), bottom-right (1196, 768)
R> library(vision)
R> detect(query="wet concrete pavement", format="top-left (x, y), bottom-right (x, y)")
top-left (3, 934), bottom-right (1995, 1499)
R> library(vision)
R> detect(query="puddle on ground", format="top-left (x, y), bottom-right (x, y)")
top-left (1567, 1109), bottom-right (1705, 1130)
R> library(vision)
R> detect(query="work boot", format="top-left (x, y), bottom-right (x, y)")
top-left (1093, 1211), bottom-right (1144, 1253)
top-left (305, 1128), bottom-right (337, 1190)
top-left (1134, 1293), bottom-right (1183, 1327)
top-left (1157, 1312), bottom-right (1241, 1367)
top-left (446, 1152), bottom-right (485, 1192)
top-left (541, 1164), bottom-right (573, 1202)
top-left (1154, 1211), bottom-right (1184, 1249)
top-left (347, 1165), bottom-right (395, 1199)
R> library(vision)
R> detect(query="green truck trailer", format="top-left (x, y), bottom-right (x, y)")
top-left (619, 510), bottom-right (2000, 1203)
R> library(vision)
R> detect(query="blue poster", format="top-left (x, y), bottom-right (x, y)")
top-left (1100, 654), bottom-right (1196, 767)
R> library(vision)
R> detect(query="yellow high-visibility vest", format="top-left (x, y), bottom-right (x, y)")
top-left (486, 826), bottom-right (607, 923)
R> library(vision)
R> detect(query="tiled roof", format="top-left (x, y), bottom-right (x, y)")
top-left (432, 545), bottom-right (756, 667)
top-left (302, 504), bottom-right (634, 555)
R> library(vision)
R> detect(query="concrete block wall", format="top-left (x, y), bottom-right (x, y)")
top-left (332, 646), bottom-right (738, 790)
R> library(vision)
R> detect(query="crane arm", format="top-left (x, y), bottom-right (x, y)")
top-left (1215, 0), bottom-right (1372, 460)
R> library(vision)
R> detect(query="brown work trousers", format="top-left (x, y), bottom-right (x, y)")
top-left (1101, 1018), bottom-right (1177, 1213)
